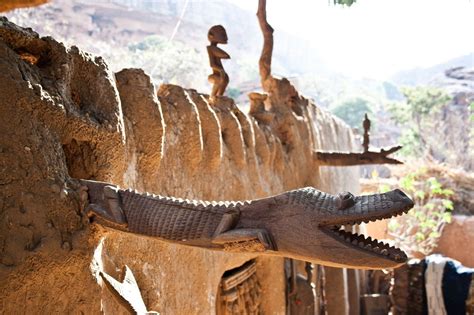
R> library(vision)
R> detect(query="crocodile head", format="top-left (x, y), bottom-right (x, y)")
top-left (238, 188), bottom-right (414, 269)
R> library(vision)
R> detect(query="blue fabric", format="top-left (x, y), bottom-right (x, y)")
top-left (442, 258), bottom-right (474, 315)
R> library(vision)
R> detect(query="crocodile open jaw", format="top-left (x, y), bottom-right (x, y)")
top-left (322, 190), bottom-right (413, 264)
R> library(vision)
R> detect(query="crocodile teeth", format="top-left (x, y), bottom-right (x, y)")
top-left (326, 224), bottom-right (407, 262)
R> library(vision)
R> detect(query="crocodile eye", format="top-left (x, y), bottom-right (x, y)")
top-left (336, 192), bottom-right (355, 210)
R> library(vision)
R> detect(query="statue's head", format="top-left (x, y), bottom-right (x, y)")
top-left (208, 25), bottom-right (228, 44)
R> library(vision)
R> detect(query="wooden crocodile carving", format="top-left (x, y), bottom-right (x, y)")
top-left (81, 180), bottom-right (414, 270)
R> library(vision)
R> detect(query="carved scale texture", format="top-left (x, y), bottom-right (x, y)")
top-left (285, 187), bottom-right (337, 213)
top-left (119, 190), bottom-right (249, 241)
top-left (285, 187), bottom-right (393, 214)
top-left (352, 193), bottom-right (393, 213)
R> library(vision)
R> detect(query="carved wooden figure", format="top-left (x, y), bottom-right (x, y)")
top-left (80, 180), bottom-right (413, 270)
top-left (248, 92), bottom-right (274, 124)
top-left (207, 25), bottom-right (230, 101)
top-left (363, 113), bottom-right (371, 153)
top-left (256, 0), bottom-right (274, 91)
top-left (315, 113), bottom-right (403, 166)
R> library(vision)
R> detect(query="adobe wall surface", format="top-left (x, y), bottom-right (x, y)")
top-left (434, 215), bottom-right (474, 268)
top-left (0, 17), bottom-right (359, 314)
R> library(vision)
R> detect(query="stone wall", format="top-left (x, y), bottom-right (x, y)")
top-left (0, 17), bottom-right (359, 314)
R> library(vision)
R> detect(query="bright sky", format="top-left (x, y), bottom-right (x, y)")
top-left (229, 0), bottom-right (474, 79)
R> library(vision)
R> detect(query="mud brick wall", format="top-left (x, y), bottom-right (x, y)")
top-left (0, 17), bottom-right (359, 314)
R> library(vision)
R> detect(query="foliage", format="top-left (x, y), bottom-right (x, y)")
top-left (333, 0), bottom-right (357, 6)
top-left (382, 81), bottom-right (404, 101)
top-left (331, 97), bottom-right (372, 128)
top-left (380, 170), bottom-right (454, 257)
top-left (387, 87), bottom-right (451, 157)
top-left (125, 35), bottom-right (209, 90)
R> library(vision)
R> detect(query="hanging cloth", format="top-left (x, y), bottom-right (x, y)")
top-left (442, 259), bottom-right (473, 315)
top-left (425, 254), bottom-right (448, 315)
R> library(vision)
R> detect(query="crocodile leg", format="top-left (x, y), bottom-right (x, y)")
top-left (212, 228), bottom-right (276, 252)
top-left (82, 180), bottom-right (128, 231)
top-left (211, 210), bottom-right (275, 252)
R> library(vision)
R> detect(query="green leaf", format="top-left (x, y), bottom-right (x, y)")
top-left (331, 97), bottom-right (372, 128)
top-left (443, 212), bottom-right (452, 223)
top-left (442, 200), bottom-right (454, 211)
top-left (379, 184), bottom-right (391, 193)
top-left (333, 0), bottom-right (357, 6)
top-left (441, 189), bottom-right (454, 196)
top-left (416, 232), bottom-right (425, 241)
top-left (425, 203), bottom-right (435, 211)
top-left (428, 177), bottom-right (443, 194)
top-left (415, 191), bottom-right (425, 199)
top-left (400, 175), bottom-right (415, 191)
